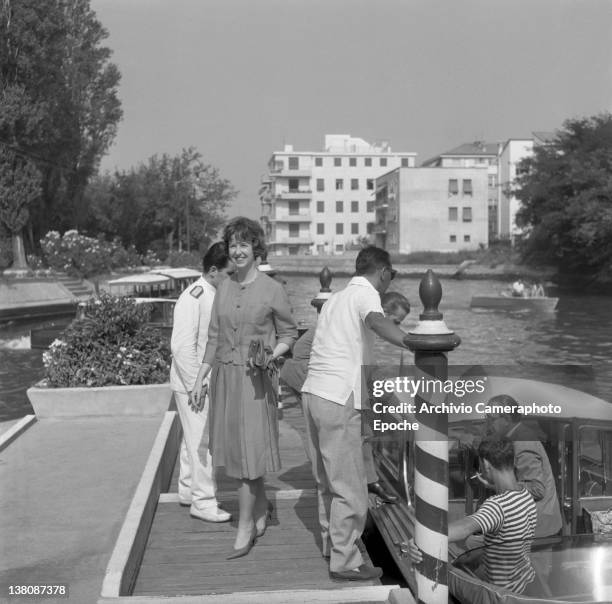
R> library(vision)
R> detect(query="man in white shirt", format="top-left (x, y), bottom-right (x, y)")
top-left (301, 246), bottom-right (409, 581)
top-left (170, 242), bottom-right (234, 522)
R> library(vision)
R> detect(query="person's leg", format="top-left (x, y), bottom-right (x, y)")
top-left (302, 393), bottom-right (333, 558)
top-left (310, 393), bottom-right (368, 573)
top-left (234, 478), bottom-right (258, 549)
top-left (174, 390), bottom-right (217, 510)
top-left (177, 436), bottom-right (191, 504)
top-left (254, 477), bottom-right (271, 535)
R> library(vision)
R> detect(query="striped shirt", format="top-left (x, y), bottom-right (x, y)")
top-left (470, 488), bottom-right (537, 593)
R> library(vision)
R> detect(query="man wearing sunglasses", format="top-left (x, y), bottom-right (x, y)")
top-left (301, 246), bottom-right (410, 581)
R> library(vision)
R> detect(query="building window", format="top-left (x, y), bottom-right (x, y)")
top-left (367, 222), bottom-right (374, 234)
top-left (366, 179), bottom-right (374, 190)
top-left (335, 243), bottom-right (344, 252)
top-left (448, 207), bottom-right (458, 221)
top-left (366, 201), bottom-right (374, 212)
top-left (488, 174), bottom-right (497, 188)
top-left (401, 158), bottom-right (409, 167)
top-left (289, 223), bottom-right (299, 237)
top-left (314, 157), bottom-right (323, 167)
top-left (289, 201), bottom-right (299, 215)
top-left (349, 157), bottom-right (357, 167)
top-left (380, 157), bottom-right (387, 167)
top-left (334, 157), bottom-right (342, 167)
top-left (336, 223), bottom-right (344, 235)
top-left (351, 178), bottom-right (359, 190)
top-left (351, 223), bottom-right (359, 235)
top-left (316, 178), bottom-right (324, 192)
top-left (449, 179), bottom-right (459, 195)
top-left (317, 223), bottom-right (324, 235)
top-left (317, 200), bottom-right (324, 213)
top-left (463, 179), bottom-right (473, 196)
top-left (335, 179), bottom-right (343, 190)
top-left (336, 200), bottom-right (343, 212)
top-left (288, 178), bottom-right (299, 192)
top-left (351, 201), bottom-right (359, 213)
top-left (450, 234), bottom-right (457, 243)
top-left (462, 207), bottom-right (473, 222)
top-left (364, 157), bottom-right (372, 167)
top-left (464, 235), bottom-right (471, 242)
top-left (288, 157), bottom-right (299, 170)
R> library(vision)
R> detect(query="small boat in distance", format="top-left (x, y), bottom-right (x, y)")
top-left (470, 295), bottom-right (559, 311)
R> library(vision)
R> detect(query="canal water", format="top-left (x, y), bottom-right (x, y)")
top-left (1, 275), bottom-right (612, 422)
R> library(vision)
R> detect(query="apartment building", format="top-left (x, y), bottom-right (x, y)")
top-left (422, 142), bottom-right (500, 241)
top-left (260, 134), bottom-right (417, 255)
top-left (374, 168), bottom-right (488, 253)
top-left (498, 139), bottom-right (534, 239)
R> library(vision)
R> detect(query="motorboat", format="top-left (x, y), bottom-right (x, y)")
top-left (450, 535), bottom-right (612, 603)
top-left (367, 369), bottom-right (612, 602)
top-left (470, 295), bottom-right (559, 311)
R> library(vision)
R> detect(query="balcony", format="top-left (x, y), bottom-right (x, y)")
top-left (271, 169), bottom-right (311, 178)
top-left (276, 189), bottom-right (312, 199)
top-left (269, 237), bottom-right (313, 246)
top-left (270, 212), bottom-right (312, 223)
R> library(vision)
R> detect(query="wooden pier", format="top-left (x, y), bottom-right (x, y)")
top-left (132, 398), bottom-right (402, 602)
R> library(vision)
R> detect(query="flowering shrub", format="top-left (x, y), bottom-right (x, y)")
top-left (41, 230), bottom-right (113, 277)
top-left (40, 230), bottom-right (143, 277)
top-left (42, 294), bottom-right (171, 387)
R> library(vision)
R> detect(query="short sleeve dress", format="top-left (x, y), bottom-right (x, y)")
top-left (203, 272), bottom-right (298, 479)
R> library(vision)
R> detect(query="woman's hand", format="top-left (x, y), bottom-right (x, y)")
top-left (190, 363), bottom-right (211, 411)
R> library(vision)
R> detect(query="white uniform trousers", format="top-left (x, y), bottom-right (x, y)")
top-left (174, 391), bottom-right (217, 510)
top-left (301, 392), bottom-right (368, 573)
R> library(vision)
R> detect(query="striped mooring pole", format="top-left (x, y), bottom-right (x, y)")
top-left (404, 270), bottom-right (460, 604)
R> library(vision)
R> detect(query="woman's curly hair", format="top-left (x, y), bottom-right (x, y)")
top-left (223, 217), bottom-right (267, 260)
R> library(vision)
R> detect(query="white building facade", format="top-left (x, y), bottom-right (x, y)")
top-left (260, 135), bottom-right (416, 255)
top-left (374, 168), bottom-right (488, 253)
top-left (498, 139), bottom-right (534, 240)
top-left (422, 142), bottom-right (500, 242)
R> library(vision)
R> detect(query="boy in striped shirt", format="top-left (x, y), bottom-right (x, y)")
top-left (410, 437), bottom-right (537, 593)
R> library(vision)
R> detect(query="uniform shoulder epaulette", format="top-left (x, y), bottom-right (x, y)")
top-left (189, 285), bottom-right (203, 299)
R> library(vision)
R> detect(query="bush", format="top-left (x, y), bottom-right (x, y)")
top-left (40, 230), bottom-right (144, 278)
top-left (165, 250), bottom-right (201, 268)
top-left (42, 294), bottom-right (171, 387)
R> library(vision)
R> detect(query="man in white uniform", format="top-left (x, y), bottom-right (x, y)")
top-left (301, 246), bottom-right (409, 581)
top-left (170, 242), bottom-right (234, 522)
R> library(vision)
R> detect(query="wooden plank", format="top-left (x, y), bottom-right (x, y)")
top-left (133, 400), bottom-right (382, 597)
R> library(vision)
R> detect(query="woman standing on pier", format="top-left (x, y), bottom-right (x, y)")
top-left (192, 217), bottom-right (298, 559)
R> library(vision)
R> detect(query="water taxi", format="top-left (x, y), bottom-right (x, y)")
top-left (368, 371), bottom-right (612, 602)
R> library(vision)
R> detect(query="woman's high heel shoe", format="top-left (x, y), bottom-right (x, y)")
top-left (255, 501), bottom-right (274, 539)
top-left (226, 527), bottom-right (257, 560)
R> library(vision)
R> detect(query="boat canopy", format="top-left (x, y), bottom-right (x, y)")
top-left (108, 274), bottom-right (171, 286)
top-left (150, 268), bottom-right (201, 280)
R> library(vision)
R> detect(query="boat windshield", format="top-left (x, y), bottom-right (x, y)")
top-left (450, 535), bottom-right (612, 603)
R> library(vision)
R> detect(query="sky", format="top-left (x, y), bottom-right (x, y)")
top-left (91, 0), bottom-right (612, 219)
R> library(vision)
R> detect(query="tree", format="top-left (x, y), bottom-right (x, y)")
top-left (0, 0), bottom-right (122, 261)
top-left (514, 113), bottom-right (612, 281)
top-left (0, 148), bottom-right (41, 269)
top-left (84, 148), bottom-right (236, 256)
